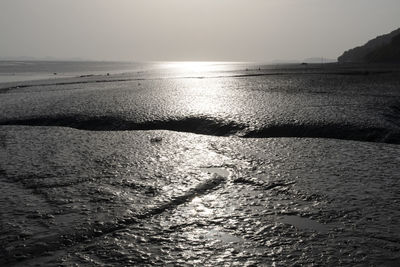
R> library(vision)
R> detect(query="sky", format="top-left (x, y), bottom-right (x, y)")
top-left (1, 0), bottom-right (400, 62)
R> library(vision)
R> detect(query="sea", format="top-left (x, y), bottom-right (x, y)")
top-left (1, 61), bottom-right (400, 266)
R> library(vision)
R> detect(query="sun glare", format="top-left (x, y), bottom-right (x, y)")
top-left (160, 61), bottom-right (228, 75)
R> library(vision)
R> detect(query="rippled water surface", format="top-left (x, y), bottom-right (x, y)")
top-left (1, 62), bottom-right (400, 266)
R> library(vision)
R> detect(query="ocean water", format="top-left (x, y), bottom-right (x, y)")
top-left (1, 61), bottom-right (400, 266)
top-left (0, 61), bottom-right (157, 83)
top-left (0, 61), bottom-right (253, 83)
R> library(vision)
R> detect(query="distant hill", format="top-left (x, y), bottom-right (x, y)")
top-left (338, 28), bottom-right (400, 63)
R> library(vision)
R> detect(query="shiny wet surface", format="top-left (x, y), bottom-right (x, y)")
top-left (1, 65), bottom-right (400, 143)
top-left (1, 63), bottom-right (400, 266)
top-left (1, 127), bottom-right (400, 266)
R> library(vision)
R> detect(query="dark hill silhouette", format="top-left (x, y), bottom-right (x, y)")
top-left (338, 28), bottom-right (400, 63)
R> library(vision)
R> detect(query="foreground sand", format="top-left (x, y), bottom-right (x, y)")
top-left (1, 126), bottom-right (399, 266)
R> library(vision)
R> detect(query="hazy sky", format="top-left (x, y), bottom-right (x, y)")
top-left (1, 0), bottom-right (400, 62)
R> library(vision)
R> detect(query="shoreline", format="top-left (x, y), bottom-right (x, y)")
top-left (2, 61), bottom-right (400, 87)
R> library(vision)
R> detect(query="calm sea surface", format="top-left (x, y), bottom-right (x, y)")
top-left (0, 60), bottom-right (257, 83)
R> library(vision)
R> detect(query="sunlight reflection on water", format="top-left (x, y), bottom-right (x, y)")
top-left (164, 75), bottom-right (241, 117)
top-left (158, 61), bottom-right (234, 76)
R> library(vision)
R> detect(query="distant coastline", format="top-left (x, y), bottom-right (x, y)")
top-left (338, 28), bottom-right (400, 63)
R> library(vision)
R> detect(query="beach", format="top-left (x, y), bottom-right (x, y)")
top-left (1, 62), bottom-right (400, 266)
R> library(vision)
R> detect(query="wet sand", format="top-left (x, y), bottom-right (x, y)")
top-left (1, 63), bottom-right (400, 265)
top-left (1, 127), bottom-right (400, 266)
